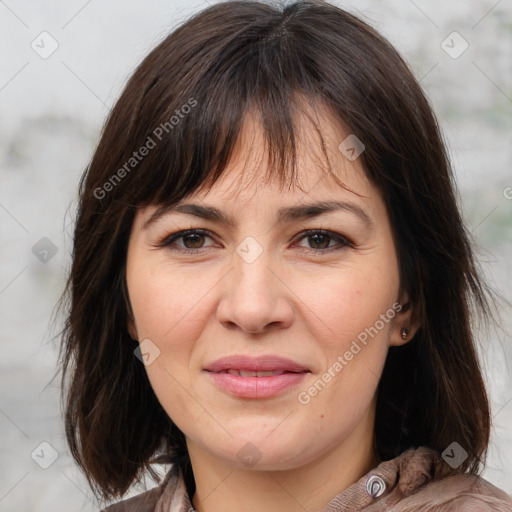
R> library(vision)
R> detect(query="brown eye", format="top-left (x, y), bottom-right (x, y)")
top-left (181, 232), bottom-right (207, 249)
top-left (307, 232), bottom-right (331, 249)
top-left (158, 228), bottom-right (352, 256)
top-left (295, 229), bottom-right (352, 253)
top-left (159, 229), bottom-right (216, 254)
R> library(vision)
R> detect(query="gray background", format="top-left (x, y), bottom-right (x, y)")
top-left (1, 0), bottom-right (511, 510)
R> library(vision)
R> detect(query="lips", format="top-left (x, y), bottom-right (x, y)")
top-left (204, 355), bottom-right (310, 374)
top-left (203, 355), bottom-right (310, 398)
top-left (220, 369), bottom-right (291, 377)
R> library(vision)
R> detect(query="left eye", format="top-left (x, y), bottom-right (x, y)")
top-left (295, 229), bottom-right (350, 251)
top-left (158, 229), bottom-right (352, 254)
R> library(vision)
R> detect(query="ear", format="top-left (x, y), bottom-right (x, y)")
top-left (127, 318), bottom-right (138, 341)
top-left (122, 274), bottom-right (138, 341)
top-left (389, 294), bottom-right (420, 347)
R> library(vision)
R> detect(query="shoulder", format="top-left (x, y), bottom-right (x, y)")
top-left (394, 472), bottom-right (512, 511)
top-left (373, 446), bottom-right (512, 511)
top-left (100, 466), bottom-right (177, 512)
top-left (100, 486), bottom-right (162, 512)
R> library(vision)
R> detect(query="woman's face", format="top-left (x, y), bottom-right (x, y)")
top-left (126, 108), bottom-right (410, 471)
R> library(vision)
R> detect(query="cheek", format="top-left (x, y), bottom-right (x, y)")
top-left (297, 258), bottom-right (399, 346)
top-left (126, 262), bottom-right (206, 431)
top-left (126, 261), bottom-right (219, 408)
top-left (293, 258), bottom-right (398, 404)
top-left (127, 261), bottom-right (212, 341)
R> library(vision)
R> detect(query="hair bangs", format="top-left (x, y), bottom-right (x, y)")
top-left (114, 9), bottom-right (347, 211)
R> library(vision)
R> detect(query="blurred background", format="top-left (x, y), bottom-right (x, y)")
top-left (0, 0), bottom-right (511, 510)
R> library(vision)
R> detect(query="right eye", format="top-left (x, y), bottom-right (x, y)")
top-left (158, 229), bottom-right (217, 254)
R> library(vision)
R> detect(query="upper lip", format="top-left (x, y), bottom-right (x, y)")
top-left (204, 355), bottom-right (310, 373)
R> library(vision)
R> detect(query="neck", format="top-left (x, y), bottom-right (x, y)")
top-left (188, 405), bottom-right (378, 512)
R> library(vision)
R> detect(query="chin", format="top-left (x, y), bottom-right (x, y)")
top-left (214, 433), bottom-right (313, 471)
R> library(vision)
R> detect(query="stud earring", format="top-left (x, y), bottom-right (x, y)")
top-left (401, 327), bottom-right (409, 340)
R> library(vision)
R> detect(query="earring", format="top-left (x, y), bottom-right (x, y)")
top-left (401, 327), bottom-right (409, 340)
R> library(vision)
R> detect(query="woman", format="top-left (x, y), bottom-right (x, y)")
top-left (58, 0), bottom-right (512, 510)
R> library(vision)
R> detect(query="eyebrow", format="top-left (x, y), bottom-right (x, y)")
top-left (143, 200), bottom-right (373, 230)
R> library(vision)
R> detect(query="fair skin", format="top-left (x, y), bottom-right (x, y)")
top-left (126, 105), bottom-right (416, 512)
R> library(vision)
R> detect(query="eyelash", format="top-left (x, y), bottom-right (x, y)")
top-left (157, 228), bottom-right (353, 255)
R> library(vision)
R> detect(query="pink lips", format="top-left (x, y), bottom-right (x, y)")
top-left (203, 355), bottom-right (310, 399)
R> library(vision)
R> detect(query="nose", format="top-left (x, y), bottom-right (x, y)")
top-left (216, 249), bottom-right (294, 334)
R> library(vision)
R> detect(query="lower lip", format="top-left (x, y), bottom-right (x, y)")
top-left (204, 371), bottom-right (309, 398)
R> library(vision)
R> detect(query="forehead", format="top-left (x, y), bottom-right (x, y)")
top-left (134, 101), bottom-right (385, 232)
top-left (192, 103), bottom-right (372, 204)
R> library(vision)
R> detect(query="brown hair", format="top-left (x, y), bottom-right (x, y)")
top-left (57, 0), bottom-right (495, 504)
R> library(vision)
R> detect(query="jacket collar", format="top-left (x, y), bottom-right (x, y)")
top-left (155, 446), bottom-right (443, 511)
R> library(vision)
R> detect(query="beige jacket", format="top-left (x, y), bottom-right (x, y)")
top-left (102, 446), bottom-right (512, 511)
